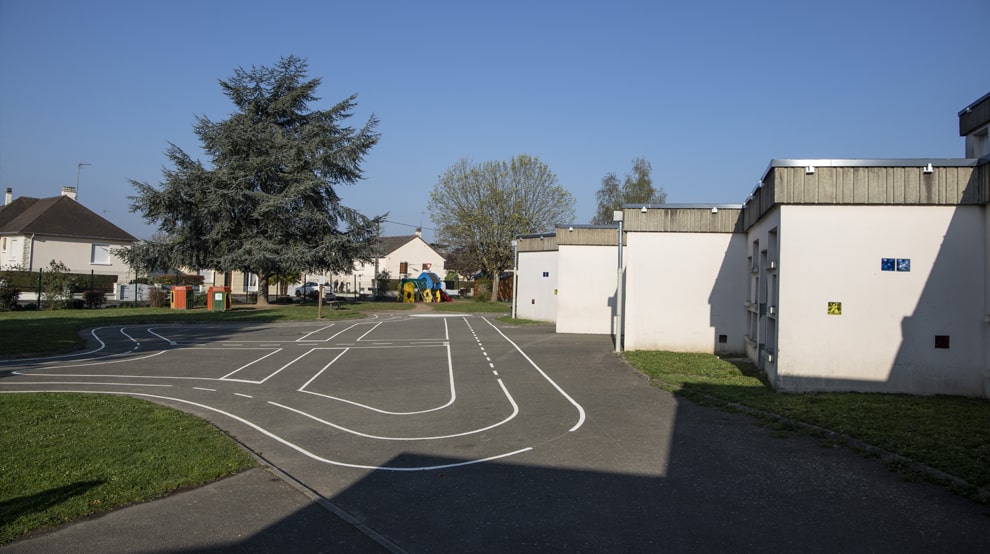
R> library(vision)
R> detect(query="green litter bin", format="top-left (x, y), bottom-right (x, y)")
top-left (208, 286), bottom-right (230, 312)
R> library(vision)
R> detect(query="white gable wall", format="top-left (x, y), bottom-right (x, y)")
top-left (556, 245), bottom-right (621, 335)
top-left (13, 234), bottom-right (132, 280)
top-left (625, 231), bottom-right (748, 353)
top-left (516, 250), bottom-right (558, 322)
top-left (772, 205), bottom-right (986, 396)
top-left (317, 237), bottom-right (446, 294)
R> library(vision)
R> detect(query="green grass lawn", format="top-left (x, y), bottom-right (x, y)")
top-left (430, 299), bottom-right (512, 313)
top-left (0, 393), bottom-right (256, 544)
top-left (624, 351), bottom-right (990, 502)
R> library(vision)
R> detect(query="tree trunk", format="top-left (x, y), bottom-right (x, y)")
top-left (256, 274), bottom-right (271, 306)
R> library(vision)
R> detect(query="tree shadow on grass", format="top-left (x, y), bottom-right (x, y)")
top-left (0, 480), bottom-right (104, 528)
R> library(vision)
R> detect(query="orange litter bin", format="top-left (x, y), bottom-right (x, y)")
top-left (170, 286), bottom-right (192, 310)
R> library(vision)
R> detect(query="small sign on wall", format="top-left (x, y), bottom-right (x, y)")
top-left (827, 301), bottom-right (842, 315)
top-left (881, 258), bottom-right (910, 272)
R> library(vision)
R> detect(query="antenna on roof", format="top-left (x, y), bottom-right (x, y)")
top-left (76, 162), bottom-right (92, 198)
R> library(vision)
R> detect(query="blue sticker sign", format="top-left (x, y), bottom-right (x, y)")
top-left (896, 258), bottom-right (911, 272)
top-left (881, 258), bottom-right (895, 271)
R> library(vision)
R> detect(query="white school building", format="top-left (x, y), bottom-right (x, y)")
top-left (514, 92), bottom-right (990, 398)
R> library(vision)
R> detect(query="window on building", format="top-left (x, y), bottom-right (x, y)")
top-left (91, 243), bottom-right (111, 265)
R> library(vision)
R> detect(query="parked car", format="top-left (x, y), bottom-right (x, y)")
top-left (295, 282), bottom-right (339, 302)
top-left (294, 282), bottom-right (320, 297)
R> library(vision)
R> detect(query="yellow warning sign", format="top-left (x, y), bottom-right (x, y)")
top-left (827, 301), bottom-right (842, 315)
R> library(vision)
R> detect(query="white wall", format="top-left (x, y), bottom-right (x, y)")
top-left (774, 205), bottom-right (986, 396)
top-left (624, 231), bottom-right (748, 353)
top-left (516, 250), bottom-right (558, 322)
top-left (556, 245), bottom-right (622, 335)
top-left (19, 235), bottom-right (132, 280)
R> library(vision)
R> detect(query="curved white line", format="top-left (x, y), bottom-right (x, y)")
top-left (146, 328), bottom-right (177, 346)
top-left (120, 327), bottom-right (139, 343)
top-left (0, 390), bottom-right (531, 471)
top-left (12, 350), bottom-right (168, 371)
top-left (482, 317), bottom-right (587, 432)
top-left (271, 377), bottom-right (518, 441)
top-left (299, 345), bottom-right (457, 415)
top-left (2, 381), bottom-right (172, 387)
top-left (1, 326), bottom-right (110, 363)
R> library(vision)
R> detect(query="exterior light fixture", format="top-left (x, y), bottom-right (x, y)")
top-left (711, 206), bottom-right (718, 214)
top-left (805, 165), bottom-right (815, 174)
top-left (924, 163), bottom-right (934, 173)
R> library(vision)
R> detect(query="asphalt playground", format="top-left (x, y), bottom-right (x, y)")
top-left (2, 313), bottom-right (989, 552)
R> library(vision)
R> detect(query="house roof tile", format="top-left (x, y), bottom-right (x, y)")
top-left (0, 195), bottom-right (137, 242)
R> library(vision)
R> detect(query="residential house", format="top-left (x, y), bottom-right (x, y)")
top-left (0, 187), bottom-right (136, 288)
top-left (311, 231), bottom-right (447, 295)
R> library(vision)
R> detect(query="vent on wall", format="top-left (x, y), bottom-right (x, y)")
top-left (935, 335), bottom-right (950, 349)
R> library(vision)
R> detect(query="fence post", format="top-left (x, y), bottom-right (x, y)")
top-left (37, 268), bottom-right (43, 310)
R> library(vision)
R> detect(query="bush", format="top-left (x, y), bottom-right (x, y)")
top-left (40, 260), bottom-right (76, 310)
top-left (0, 281), bottom-right (19, 311)
top-left (474, 279), bottom-right (492, 302)
top-left (83, 289), bottom-right (106, 309)
top-left (147, 287), bottom-right (169, 308)
top-left (191, 292), bottom-right (208, 308)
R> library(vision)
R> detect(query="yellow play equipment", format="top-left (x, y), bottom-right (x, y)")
top-left (398, 277), bottom-right (451, 303)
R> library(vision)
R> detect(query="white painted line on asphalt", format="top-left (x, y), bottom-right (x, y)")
top-left (482, 317), bottom-right (587, 433)
top-left (3, 326), bottom-right (109, 362)
top-left (0, 390), bottom-right (531, 471)
top-left (194, 387), bottom-right (216, 392)
top-left (355, 322), bottom-right (384, 342)
top-left (273, 377), bottom-right (518, 441)
top-left (12, 350), bottom-right (167, 371)
top-left (297, 348), bottom-right (349, 390)
top-left (11, 370), bottom-right (222, 382)
top-left (300, 344), bottom-right (457, 415)
top-left (235, 393), bottom-right (253, 398)
top-left (259, 349), bottom-right (317, 384)
top-left (119, 327), bottom-right (141, 345)
top-left (297, 324), bottom-right (335, 341)
top-left (146, 328), bottom-right (177, 345)
top-left (298, 323), bottom-right (363, 343)
top-left (2, 381), bottom-right (172, 387)
top-left (220, 348), bottom-right (283, 380)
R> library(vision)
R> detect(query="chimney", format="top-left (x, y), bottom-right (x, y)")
top-left (415, 228), bottom-right (422, 237)
top-left (4, 188), bottom-right (10, 205)
top-left (61, 186), bottom-right (77, 200)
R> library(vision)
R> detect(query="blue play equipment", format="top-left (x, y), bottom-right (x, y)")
top-left (398, 271), bottom-right (451, 303)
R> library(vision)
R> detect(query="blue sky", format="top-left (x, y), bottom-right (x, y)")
top-left (2, 0), bottom-right (987, 243)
